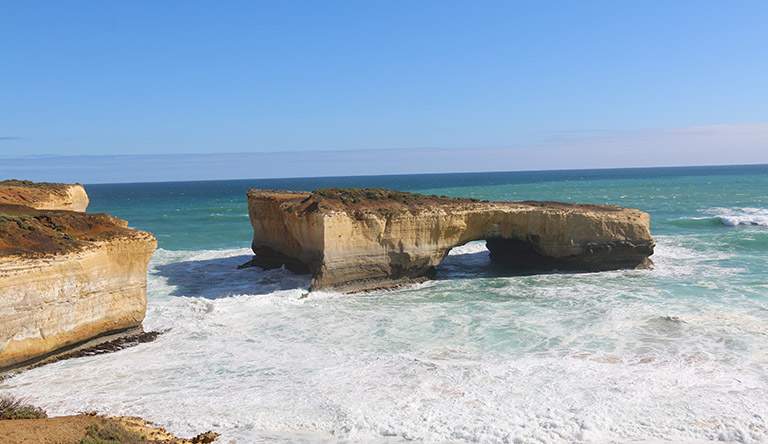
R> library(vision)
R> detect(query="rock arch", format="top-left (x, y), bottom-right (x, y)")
top-left (245, 189), bottom-right (655, 293)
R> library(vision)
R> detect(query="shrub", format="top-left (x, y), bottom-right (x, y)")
top-left (80, 421), bottom-right (146, 444)
top-left (0, 395), bottom-right (47, 420)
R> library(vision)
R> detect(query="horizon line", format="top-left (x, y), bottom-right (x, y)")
top-left (69, 162), bottom-right (768, 186)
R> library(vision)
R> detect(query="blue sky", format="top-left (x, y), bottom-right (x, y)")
top-left (2, 1), bottom-right (767, 182)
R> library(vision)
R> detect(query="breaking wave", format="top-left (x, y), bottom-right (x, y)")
top-left (670, 207), bottom-right (768, 228)
top-left (2, 239), bottom-right (767, 443)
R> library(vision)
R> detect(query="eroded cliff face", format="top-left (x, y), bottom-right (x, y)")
top-left (0, 201), bottom-right (156, 372)
top-left (246, 188), bottom-right (655, 293)
top-left (0, 180), bottom-right (89, 212)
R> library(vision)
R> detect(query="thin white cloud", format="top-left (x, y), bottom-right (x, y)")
top-left (1, 123), bottom-right (766, 183)
top-left (533, 122), bottom-right (768, 169)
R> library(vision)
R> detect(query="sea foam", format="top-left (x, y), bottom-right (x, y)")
top-left (673, 207), bottom-right (768, 227)
top-left (704, 207), bottom-right (768, 226)
top-left (2, 239), bottom-right (767, 443)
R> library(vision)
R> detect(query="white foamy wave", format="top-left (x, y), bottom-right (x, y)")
top-left (649, 235), bottom-right (744, 279)
top-left (145, 248), bottom-right (312, 320)
top-left (703, 207), bottom-right (768, 226)
top-left (2, 245), bottom-right (767, 443)
top-left (4, 326), bottom-right (767, 443)
top-left (150, 247), bottom-right (254, 265)
top-left (448, 240), bottom-right (488, 256)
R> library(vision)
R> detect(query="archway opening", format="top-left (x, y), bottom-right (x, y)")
top-left (435, 236), bottom-right (560, 281)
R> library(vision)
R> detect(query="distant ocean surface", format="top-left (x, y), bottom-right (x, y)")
top-left (3, 165), bottom-right (768, 443)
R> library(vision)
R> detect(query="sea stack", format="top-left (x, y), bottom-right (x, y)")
top-left (0, 181), bottom-right (156, 373)
top-left (245, 188), bottom-right (655, 293)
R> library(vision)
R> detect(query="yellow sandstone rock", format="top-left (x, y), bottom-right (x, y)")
top-left (0, 184), bottom-right (156, 373)
top-left (246, 188), bottom-right (655, 293)
top-left (0, 180), bottom-right (89, 212)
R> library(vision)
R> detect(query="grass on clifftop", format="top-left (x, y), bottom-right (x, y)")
top-left (275, 187), bottom-right (489, 215)
top-left (0, 204), bottom-right (132, 255)
top-left (312, 187), bottom-right (484, 206)
top-left (0, 179), bottom-right (78, 190)
top-left (0, 395), bottom-right (47, 420)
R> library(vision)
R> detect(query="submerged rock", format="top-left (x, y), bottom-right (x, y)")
top-left (245, 188), bottom-right (655, 293)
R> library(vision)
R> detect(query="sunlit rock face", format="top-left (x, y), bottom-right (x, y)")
top-left (246, 188), bottom-right (655, 293)
top-left (0, 183), bottom-right (156, 373)
top-left (0, 180), bottom-right (89, 212)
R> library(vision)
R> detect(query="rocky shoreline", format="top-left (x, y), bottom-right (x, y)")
top-left (0, 330), bottom-right (162, 382)
top-left (0, 181), bottom-right (201, 442)
top-left (0, 411), bottom-right (219, 443)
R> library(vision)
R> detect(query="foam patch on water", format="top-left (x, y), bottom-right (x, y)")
top-left (650, 235), bottom-right (745, 279)
top-left (2, 244), bottom-right (767, 443)
top-left (704, 207), bottom-right (768, 226)
top-left (447, 241), bottom-right (489, 256)
top-left (673, 207), bottom-right (768, 227)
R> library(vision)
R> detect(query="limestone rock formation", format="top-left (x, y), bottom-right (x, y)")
top-left (246, 188), bottom-right (655, 293)
top-left (0, 191), bottom-right (155, 373)
top-left (0, 179), bottom-right (89, 212)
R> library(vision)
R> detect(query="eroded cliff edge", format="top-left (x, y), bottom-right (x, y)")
top-left (246, 188), bottom-right (655, 293)
top-left (0, 187), bottom-right (156, 373)
top-left (0, 179), bottom-right (89, 212)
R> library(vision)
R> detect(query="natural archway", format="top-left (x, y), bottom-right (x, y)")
top-left (244, 189), bottom-right (655, 293)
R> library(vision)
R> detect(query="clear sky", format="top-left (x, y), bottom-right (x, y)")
top-left (1, 1), bottom-right (767, 182)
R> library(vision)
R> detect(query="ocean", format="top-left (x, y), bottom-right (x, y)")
top-left (2, 165), bottom-right (768, 443)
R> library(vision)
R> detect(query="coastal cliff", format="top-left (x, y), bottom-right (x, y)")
top-left (0, 179), bottom-right (89, 212)
top-left (0, 202), bottom-right (156, 372)
top-left (246, 188), bottom-right (655, 293)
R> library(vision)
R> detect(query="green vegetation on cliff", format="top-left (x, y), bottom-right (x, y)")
top-left (310, 187), bottom-right (484, 209)
top-left (0, 179), bottom-right (79, 190)
top-left (0, 204), bottom-right (131, 255)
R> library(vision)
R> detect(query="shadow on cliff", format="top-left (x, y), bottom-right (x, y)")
top-left (154, 254), bottom-right (311, 299)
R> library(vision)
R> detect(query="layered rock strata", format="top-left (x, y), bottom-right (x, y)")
top-left (0, 179), bottom-right (89, 212)
top-left (246, 188), bottom-right (655, 293)
top-left (0, 201), bottom-right (156, 373)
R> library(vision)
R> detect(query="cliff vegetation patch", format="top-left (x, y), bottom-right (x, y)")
top-left (0, 203), bottom-right (136, 255)
top-left (0, 395), bottom-right (47, 420)
top-left (0, 179), bottom-right (76, 206)
top-left (305, 187), bottom-right (486, 214)
top-left (80, 420), bottom-right (146, 444)
top-left (0, 179), bottom-right (80, 190)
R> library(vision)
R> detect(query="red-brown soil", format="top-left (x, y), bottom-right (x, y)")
top-left (0, 204), bottom-right (136, 256)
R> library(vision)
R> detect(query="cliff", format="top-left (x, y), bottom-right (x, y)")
top-left (0, 203), bottom-right (156, 372)
top-left (0, 179), bottom-right (89, 212)
top-left (246, 188), bottom-right (655, 293)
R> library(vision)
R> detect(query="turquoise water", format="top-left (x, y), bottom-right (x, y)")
top-left (3, 165), bottom-right (768, 443)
